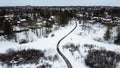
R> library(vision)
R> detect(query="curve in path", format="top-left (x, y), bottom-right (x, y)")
top-left (57, 21), bottom-right (77, 68)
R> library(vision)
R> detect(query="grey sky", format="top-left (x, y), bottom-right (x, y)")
top-left (0, 0), bottom-right (120, 6)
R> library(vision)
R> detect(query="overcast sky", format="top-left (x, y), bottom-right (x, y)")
top-left (0, 0), bottom-right (120, 6)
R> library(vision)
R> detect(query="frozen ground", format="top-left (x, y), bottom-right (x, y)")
top-left (0, 21), bottom-right (75, 68)
top-left (0, 20), bottom-right (120, 68)
top-left (60, 21), bottom-right (120, 68)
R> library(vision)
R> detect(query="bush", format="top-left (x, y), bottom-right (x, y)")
top-left (62, 43), bottom-right (80, 55)
top-left (19, 39), bottom-right (28, 44)
top-left (84, 44), bottom-right (95, 49)
top-left (85, 49), bottom-right (120, 68)
top-left (51, 34), bottom-right (55, 37)
top-left (37, 63), bottom-right (51, 68)
top-left (0, 49), bottom-right (44, 66)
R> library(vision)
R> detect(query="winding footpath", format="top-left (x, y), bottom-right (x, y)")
top-left (57, 21), bottom-right (77, 68)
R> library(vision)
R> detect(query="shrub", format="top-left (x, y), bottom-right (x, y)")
top-left (84, 44), bottom-right (95, 49)
top-left (51, 34), bottom-right (55, 37)
top-left (19, 39), bottom-right (28, 44)
top-left (37, 63), bottom-right (51, 68)
top-left (62, 43), bottom-right (80, 55)
top-left (85, 49), bottom-right (120, 68)
top-left (0, 49), bottom-right (44, 66)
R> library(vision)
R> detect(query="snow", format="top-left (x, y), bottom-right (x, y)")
top-left (0, 20), bottom-right (120, 68)
top-left (20, 19), bottom-right (26, 22)
top-left (59, 20), bottom-right (120, 68)
top-left (18, 21), bottom-right (75, 50)
top-left (0, 21), bottom-right (74, 68)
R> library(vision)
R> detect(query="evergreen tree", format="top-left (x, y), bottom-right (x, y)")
top-left (0, 8), bottom-right (6, 32)
top-left (104, 26), bottom-right (111, 41)
top-left (59, 10), bottom-right (69, 26)
top-left (4, 20), bottom-right (13, 40)
top-left (114, 26), bottom-right (120, 44)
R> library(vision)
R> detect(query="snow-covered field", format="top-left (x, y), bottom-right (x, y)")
top-left (60, 20), bottom-right (120, 68)
top-left (0, 21), bottom-right (75, 68)
top-left (0, 20), bottom-right (120, 68)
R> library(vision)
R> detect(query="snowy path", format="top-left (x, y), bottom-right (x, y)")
top-left (57, 21), bottom-right (77, 68)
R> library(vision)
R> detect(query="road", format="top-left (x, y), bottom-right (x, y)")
top-left (57, 21), bottom-right (77, 68)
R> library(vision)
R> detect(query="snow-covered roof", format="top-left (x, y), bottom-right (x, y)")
top-left (20, 19), bottom-right (26, 22)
